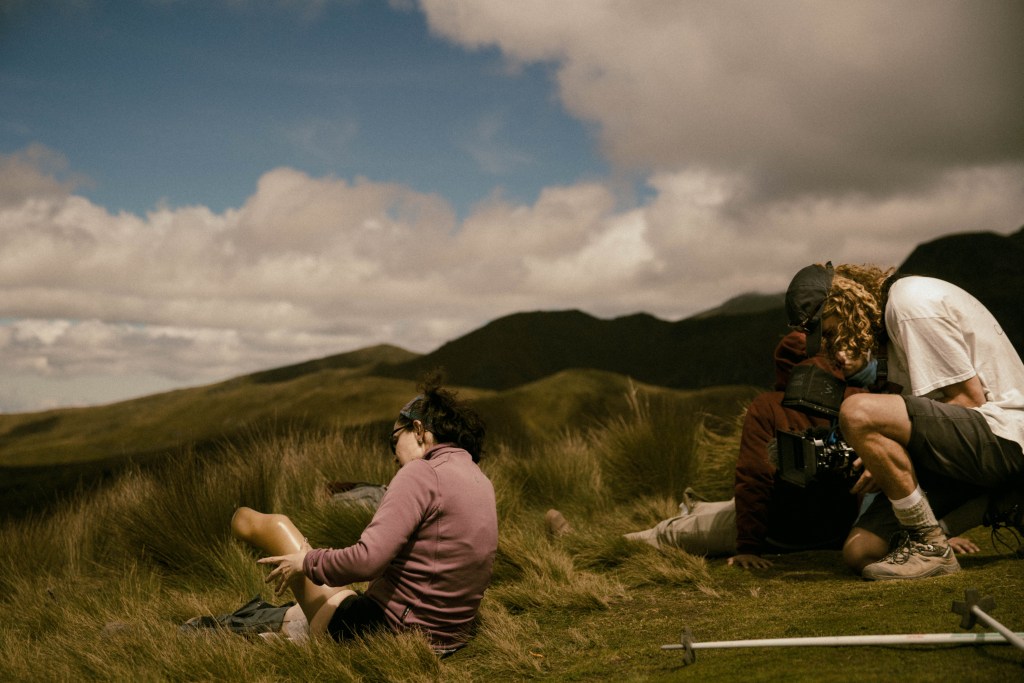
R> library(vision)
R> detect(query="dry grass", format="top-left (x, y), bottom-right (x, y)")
top-left (2, 384), bottom-right (1022, 681)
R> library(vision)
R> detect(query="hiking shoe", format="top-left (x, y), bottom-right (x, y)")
top-left (861, 530), bottom-right (960, 581)
top-left (545, 509), bottom-right (573, 538)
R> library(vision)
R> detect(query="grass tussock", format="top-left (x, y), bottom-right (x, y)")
top-left (489, 525), bottom-right (626, 613)
top-left (594, 382), bottom-right (708, 501)
top-left (467, 601), bottom-right (545, 679)
top-left (2, 382), bottom-right (1022, 681)
top-left (488, 432), bottom-right (607, 518)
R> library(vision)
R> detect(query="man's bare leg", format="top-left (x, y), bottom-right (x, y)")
top-left (839, 394), bottom-right (916, 498)
top-left (842, 527), bottom-right (890, 572)
top-left (839, 395), bottom-right (958, 579)
top-left (231, 507), bottom-right (354, 633)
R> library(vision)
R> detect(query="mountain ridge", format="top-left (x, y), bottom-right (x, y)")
top-left (153, 223), bottom-right (1022, 400)
top-left (2, 225), bottom-right (1022, 515)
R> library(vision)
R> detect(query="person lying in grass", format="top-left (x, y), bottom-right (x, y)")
top-left (232, 377), bottom-right (498, 655)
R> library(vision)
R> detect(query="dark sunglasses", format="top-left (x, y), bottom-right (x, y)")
top-left (390, 425), bottom-right (408, 455)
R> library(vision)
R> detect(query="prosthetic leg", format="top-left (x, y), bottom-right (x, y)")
top-left (231, 507), bottom-right (353, 634)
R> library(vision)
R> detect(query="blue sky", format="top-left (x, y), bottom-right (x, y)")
top-left (1, 0), bottom-right (605, 216)
top-left (2, 0), bottom-right (1023, 412)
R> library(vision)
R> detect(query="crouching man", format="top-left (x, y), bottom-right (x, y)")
top-left (785, 262), bottom-right (1024, 580)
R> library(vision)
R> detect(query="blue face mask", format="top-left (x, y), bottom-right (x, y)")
top-left (846, 357), bottom-right (878, 387)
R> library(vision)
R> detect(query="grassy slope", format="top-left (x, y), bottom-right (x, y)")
top-left (512, 539), bottom-right (1024, 682)
top-left (0, 345), bottom-right (422, 468)
top-left (473, 368), bottom-right (757, 449)
top-left (1, 382), bottom-right (1021, 682)
top-left (0, 366), bottom-right (752, 518)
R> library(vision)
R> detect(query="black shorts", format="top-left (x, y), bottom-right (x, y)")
top-left (326, 593), bottom-right (390, 642)
top-left (903, 395), bottom-right (1024, 487)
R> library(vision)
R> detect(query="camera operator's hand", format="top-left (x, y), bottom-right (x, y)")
top-left (728, 554), bottom-right (774, 569)
top-left (947, 536), bottom-right (980, 554)
top-left (849, 458), bottom-right (879, 495)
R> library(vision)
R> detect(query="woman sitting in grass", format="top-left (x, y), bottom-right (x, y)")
top-left (231, 376), bottom-right (498, 654)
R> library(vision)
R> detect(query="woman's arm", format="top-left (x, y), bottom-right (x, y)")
top-left (304, 460), bottom-right (437, 586)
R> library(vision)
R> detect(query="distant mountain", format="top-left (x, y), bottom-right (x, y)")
top-left (245, 344), bottom-right (419, 385)
top-left (377, 225), bottom-right (1024, 390)
top-left (690, 292), bottom-right (785, 319)
top-left (897, 226), bottom-right (1024, 354)
top-left (376, 307), bottom-right (787, 392)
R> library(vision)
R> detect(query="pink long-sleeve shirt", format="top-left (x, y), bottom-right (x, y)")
top-left (304, 444), bottom-right (498, 650)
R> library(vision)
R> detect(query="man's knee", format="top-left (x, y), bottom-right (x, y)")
top-left (839, 394), bottom-right (910, 441)
top-left (838, 393), bottom-right (878, 435)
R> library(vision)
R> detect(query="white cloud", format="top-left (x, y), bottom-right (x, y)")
top-left (12, 319), bottom-right (72, 346)
top-left (4, 0), bottom-right (1024, 411)
top-left (0, 144), bottom-right (80, 204)
top-left (420, 0), bottom-right (1024, 203)
top-left (3, 145), bottom-right (1022, 412)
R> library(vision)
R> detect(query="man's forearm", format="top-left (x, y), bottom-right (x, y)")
top-left (939, 375), bottom-right (986, 408)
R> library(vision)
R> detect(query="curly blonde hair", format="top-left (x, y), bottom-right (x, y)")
top-left (820, 264), bottom-right (894, 364)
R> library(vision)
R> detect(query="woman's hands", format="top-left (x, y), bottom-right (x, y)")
top-left (257, 541), bottom-right (311, 596)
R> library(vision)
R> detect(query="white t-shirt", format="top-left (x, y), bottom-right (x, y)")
top-left (885, 276), bottom-right (1024, 446)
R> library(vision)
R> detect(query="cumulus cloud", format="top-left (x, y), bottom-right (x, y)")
top-left (0, 144), bottom-right (81, 204)
top-left (3, 143), bottom-right (1022, 411)
top-left (4, 0), bottom-right (1024, 411)
top-left (420, 0), bottom-right (1024, 203)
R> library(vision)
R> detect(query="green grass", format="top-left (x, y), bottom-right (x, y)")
top-left (1, 381), bottom-right (1022, 681)
top-left (0, 366), bottom-right (743, 519)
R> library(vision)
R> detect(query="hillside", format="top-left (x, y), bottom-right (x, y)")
top-left (0, 345), bottom-right (433, 516)
top-left (0, 345), bottom-right (424, 469)
top-left (2, 225), bottom-right (1022, 516)
top-left (378, 225), bottom-right (1024, 390)
top-left (0, 363), bottom-right (755, 516)
top-left (376, 307), bottom-right (788, 391)
top-left (472, 369), bottom-right (758, 449)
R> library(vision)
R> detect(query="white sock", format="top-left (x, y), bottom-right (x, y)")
top-left (890, 487), bottom-right (940, 533)
top-left (890, 486), bottom-right (924, 511)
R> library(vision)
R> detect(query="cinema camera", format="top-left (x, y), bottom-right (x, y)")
top-left (775, 365), bottom-right (860, 488)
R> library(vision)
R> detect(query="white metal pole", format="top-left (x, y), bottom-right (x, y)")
top-left (662, 631), bottom-right (1024, 651)
top-left (969, 607), bottom-right (1024, 652)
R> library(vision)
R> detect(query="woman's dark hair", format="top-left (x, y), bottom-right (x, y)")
top-left (397, 371), bottom-right (486, 462)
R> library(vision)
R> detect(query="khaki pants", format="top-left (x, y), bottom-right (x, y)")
top-left (625, 496), bottom-right (737, 556)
